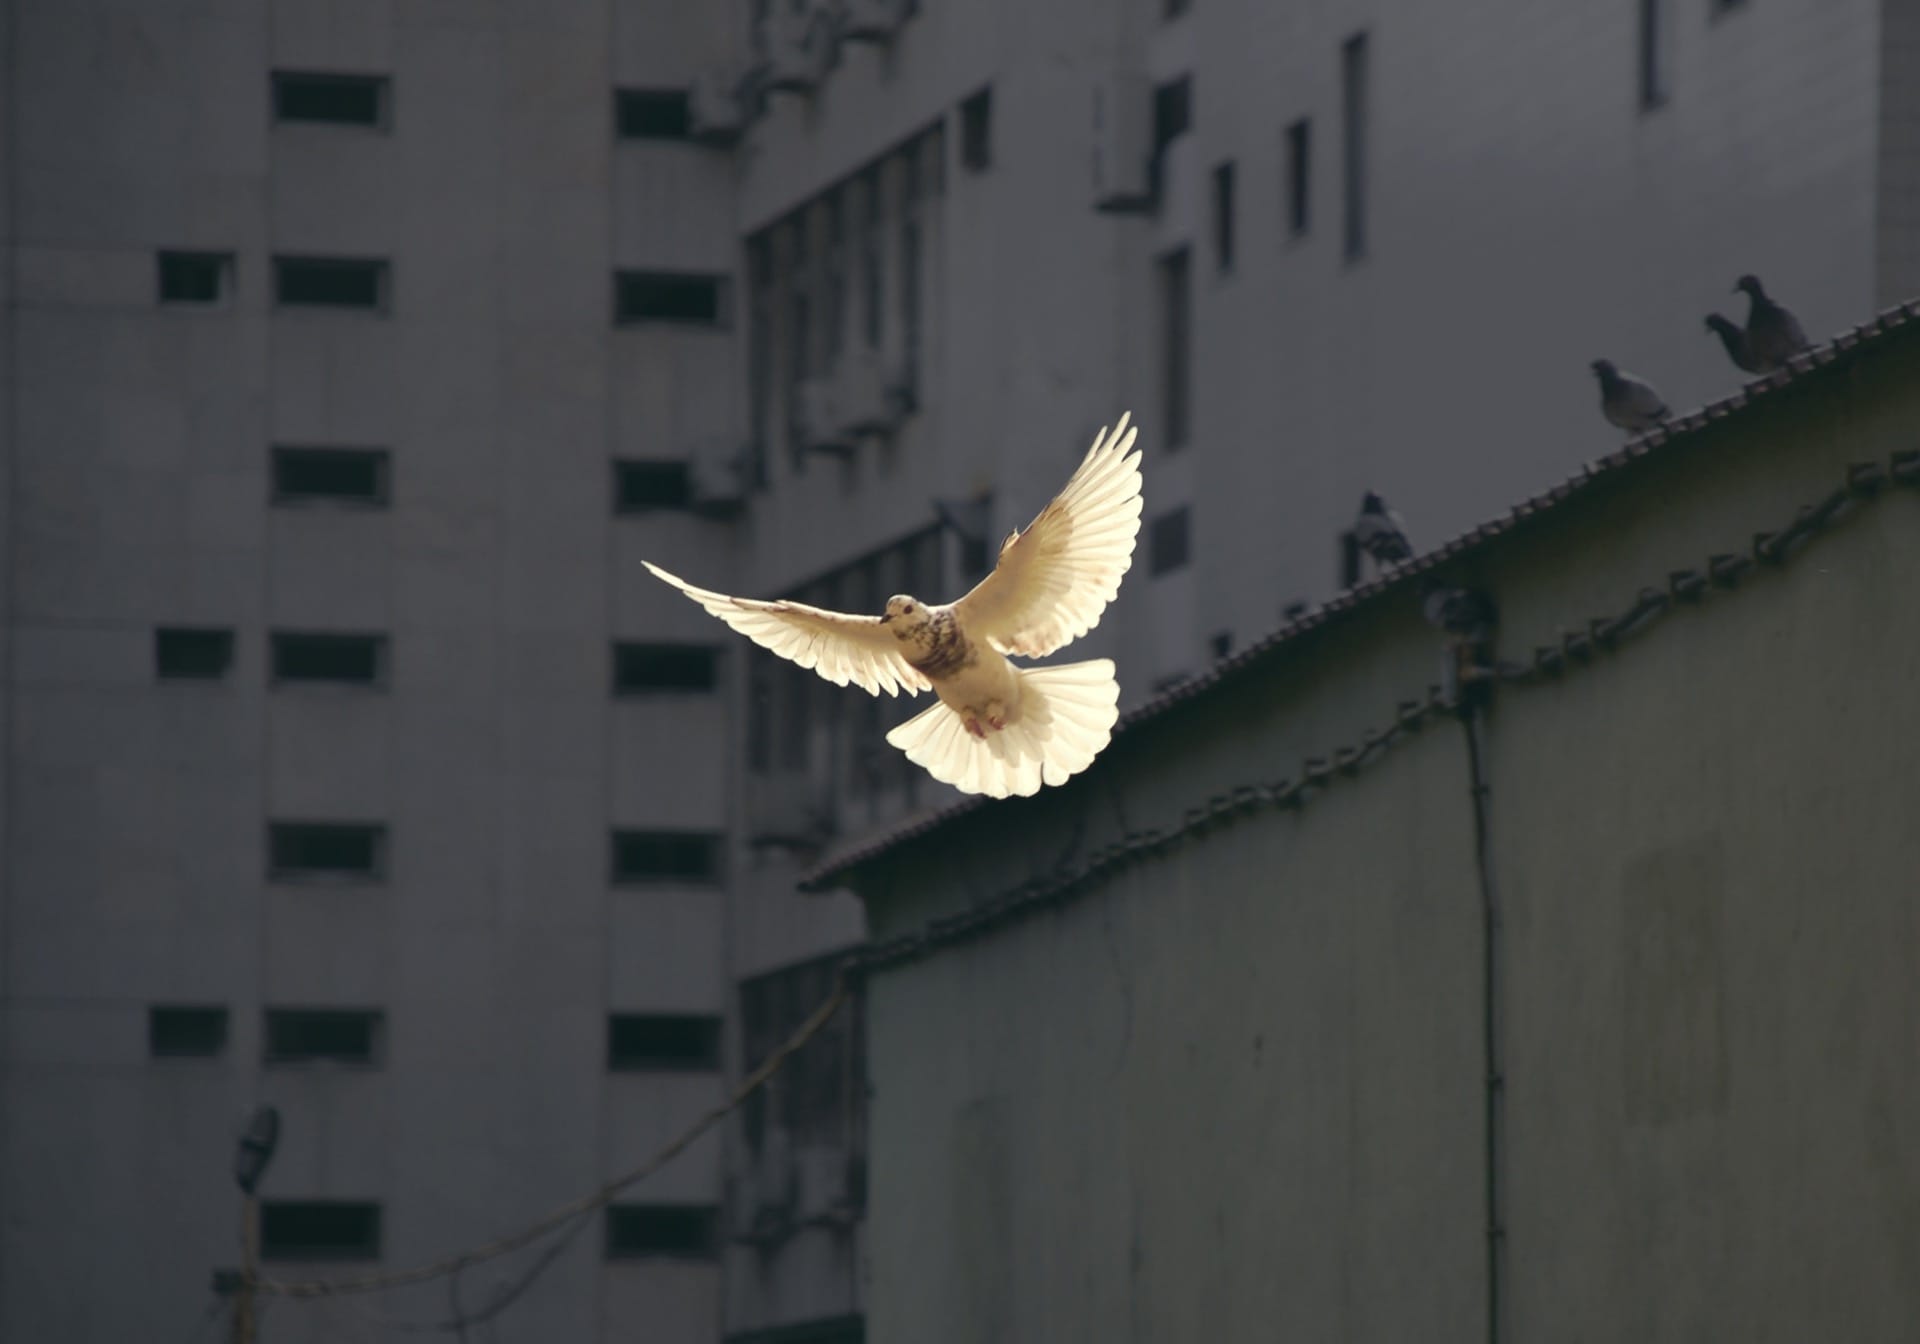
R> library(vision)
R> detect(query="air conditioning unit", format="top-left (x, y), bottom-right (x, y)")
top-left (796, 374), bottom-right (854, 456)
top-left (1091, 70), bottom-right (1154, 213)
top-left (837, 0), bottom-right (908, 42)
top-left (688, 66), bottom-right (746, 144)
top-left (764, 7), bottom-right (832, 94)
top-left (688, 438), bottom-right (748, 514)
top-left (832, 348), bottom-right (898, 437)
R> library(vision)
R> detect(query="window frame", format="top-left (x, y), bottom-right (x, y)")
top-left (614, 270), bottom-right (731, 328)
top-left (267, 821), bottom-right (390, 884)
top-left (271, 70), bottom-right (392, 130)
top-left (262, 1008), bottom-right (386, 1068)
top-left (157, 250), bottom-right (235, 307)
top-left (154, 626), bottom-right (236, 682)
top-left (149, 1005), bottom-right (230, 1059)
top-left (270, 446), bottom-right (391, 509)
top-left (273, 255), bottom-right (391, 313)
top-left (605, 1014), bottom-right (724, 1073)
top-left (269, 631), bottom-right (389, 689)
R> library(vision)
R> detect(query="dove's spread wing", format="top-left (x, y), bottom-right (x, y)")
top-left (643, 562), bottom-right (930, 697)
top-left (952, 413), bottom-right (1143, 659)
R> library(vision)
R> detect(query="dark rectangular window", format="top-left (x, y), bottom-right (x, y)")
top-left (1152, 77), bottom-right (1191, 155)
top-left (264, 1009), bottom-right (383, 1065)
top-left (261, 1201), bottom-right (382, 1261)
top-left (605, 1204), bottom-right (720, 1259)
top-left (613, 643), bottom-right (720, 694)
top-left (616, 88), bottom-right (691, 139)
top-left (157, 251), bottom-right (232, 305)
top-left (1165, 0), bottom-right (1191, 14)
top-left (149, 1005), bottom-right (228, 1058)
top-left (1639, 0), bottom-right (1668, 109)
top-left (1285, 118), bottom-right (1311, 236)
top-left (607, 1016), bottom-right (723, 1072)
top-left (1158, 248), bottom-right (1191, 450)
top-left (271, 632), bottom-right (386, 686)
top-left (271, 446), bottom-right (389, 507)
top-left (272, 71), bottom-right (389, 128)
top-left (1211, 160), bottom-right (1236, 271)
top-left (611, 830), bottom-right (722, 884)
top-left (1711, 0), bottom-right (1748, 14)
top-left (747, 235), bottom-right (773, 486)
top-left (860, 169), bottom-right (884, 350)
top-left (1150, 507), bottom-right (1191, 576)
top-left (612, 459), bottom-right (694, 513)
top-left (1341, 33), bottom-right (1369, 260)
top-left (275, 256), bottom-right (388, 311)
top-left (959, 86), bottom-right (993, 171)
top-left (899, 160), bottom-right (922, 392)
top-left (155, 627), bottom-right (234, 681)
top-left (615, 271), bottom-right (727, 326)
top-left (268, 822), bottom-right (387, 881)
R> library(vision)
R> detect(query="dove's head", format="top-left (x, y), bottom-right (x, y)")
top-left (882, 595), bottom-right (931, 633)
top-left (1734, 274), bottom-right (1764, 298)
top-left (1590, 358), bottom-right (1618, 381)
top-left (1359, 491), bottom-right (1386, 515)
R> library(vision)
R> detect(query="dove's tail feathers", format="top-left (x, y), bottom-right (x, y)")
top-left (886, 659), bottom-right (1121, 800)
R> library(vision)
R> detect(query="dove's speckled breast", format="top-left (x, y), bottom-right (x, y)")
top-left (902, 609), bottom-right (975, 680)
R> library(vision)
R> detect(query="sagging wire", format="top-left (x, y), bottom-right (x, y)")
top-left (256, 973), bottom-right (851, 1311)
top-left (845, 449), bottom-right (1920, 981)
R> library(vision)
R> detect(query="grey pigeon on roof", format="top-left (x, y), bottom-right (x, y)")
top-left (1352, 491), bottom-right (1413, 569)
top-left (1704, 313), bottom-right (1763, 375)
top-left (1590, 359), bottom-right (1669, 435)
top-left (1734, 274), bottom-right (1810, 372)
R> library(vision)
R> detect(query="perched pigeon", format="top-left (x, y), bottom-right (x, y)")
top-left (645, 415), bottom-right (1143, 799)
top-left (1352, 491), bottom-right (1413, 567)
top-left (1734, 274), bottom-right (1809, 372)
top-left (1704, 313), bottom-right (1763, 375)
top-left (1590, 359), bottom-right (1670, 435)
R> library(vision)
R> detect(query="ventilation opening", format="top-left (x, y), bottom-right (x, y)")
top-left (612, 459), bottom-right (694, 513)
top-left (1150, 506), bottom-right (1192, 576)
top-left (275, 256), bottom-right (389, 311)
top-left (613, 644), bottom-right (720, 694)
top-left (271, 632), bottom-right (386, 686)
top-left (268, 822), bottom-right (387, 881)
top-left (264, 1008), bottom-right (383, 1065)
top-left (606, 1015), bottom-right (723, 1072)
top-left (149, 1005), bottom-right (228, 1058)
top-left (272, 71), bottom-right (389, 128)
top-left (616, 88), bottom-right (692, 139)
top-left (155, 627), bottom-right (235, 681)
top-left (605, 1204), bottom-right (720, 1259)
top-left (157, 251), bottom-right (232, 305)
top-left (260, 1201), bottom-right (383, 1261)
top-left (611, 830), bottom-right (723, 884)
top-left (614, 271), bottom-right (727, 326)
top-left (958, 86), bottom-right (992, 172)
top-left (271, 447), bottom-right (390, 507)
top-left (1285, 118), bottom-right (1311, 237)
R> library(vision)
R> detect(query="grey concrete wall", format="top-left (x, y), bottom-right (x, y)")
top-left (843, 329), bottom-right (1920, 1341)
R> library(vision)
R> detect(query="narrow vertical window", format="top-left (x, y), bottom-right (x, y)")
top-left (824, 191), bottom-right (847, 364)
top-left (747, 236), bottom-right (773, 487)
top-left (1158, 248), bottom-right (1192, 451)
top-left (1211, 160), bottom-right (1236, 272)
top-left (1341, 33), bottom-right (1369, 261)
top-left (899, 149), bottom-right (923, 397)
top-left (959, 86), bottom-right (993, 171)
top-left (784, 218), bottom-right (812, 464)
top-left (860, 168), bottom-right (884, 350)
top-left (1285, 118), bottom-right (1311, 237)
top-left (1639, 0), bottom-right (1669, 109)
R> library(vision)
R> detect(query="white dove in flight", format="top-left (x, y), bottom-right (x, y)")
top-left (643, 413), bottom-right (1144, 799)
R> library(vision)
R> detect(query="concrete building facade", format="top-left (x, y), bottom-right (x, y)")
top-left (818, 310), bottom-right (1920, 1342)
top-left (3, 0), bottom-right (1918, 1341)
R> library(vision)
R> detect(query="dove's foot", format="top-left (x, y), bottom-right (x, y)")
top-left (986, 712), bottom-right (1007, 731)
top-left (963, 715), bottom-right (986, 739)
